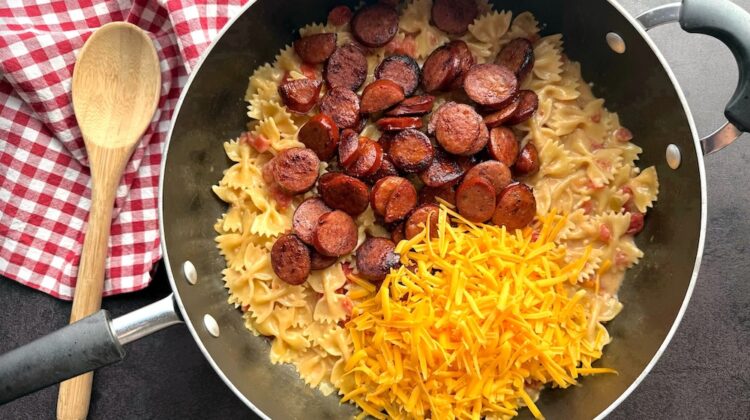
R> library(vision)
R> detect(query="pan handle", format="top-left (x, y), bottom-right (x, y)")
top-left (0, 294), bottom-right (182, 404)
top-left (636, 0), bottom-right (750, 155)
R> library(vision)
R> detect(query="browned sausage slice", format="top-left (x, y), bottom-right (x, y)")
top-left (493, 183), bottom-right (536, 230)
top-left (488, 127), bottom-right (519, 167)
top-left (385, 95), bottom-right (435, 116)
top-left (325, 43), bottom-right (368, 91)
top-left (338, 129), bottom-right (361, 167)
top-left (320, 87), bottom-right (361, 130)
top-left (421, 45), bottom-right (461, 93)
top-left (513, 143), bottom-right (540, 176)
top-left (271, 234), bottom-right (311, 285)
top-left (377, 132), bottom-right (396, 154)
top-left (294, 33), bottom-right (337, 64)
top-left (431, 0), bottom-right (478, 35)
top-left (298, 114), bottom-right (340, 161)
top-left (293, 198), bottom-right (332, 245)
top-left (363, 155), bottom-right (399, 184)
top-left (463, 63), bottom-right (518, 108)
top-left (376, 116), bottom-right (424, 132)
top-left (375, 55), bottom-right (421, 96)
top-left (505, 90), bottom-right (539, 125)
top-left (496, 38), bottom-right (535, 82)
top-left (356, 237), bottom-right (400, 282)
top-left (464, 161), bottom-right (512, 194)
top-left (313, 210), bottom-right (359, 257)
top-left (418, 149), bottom-right (465, 187)
top-left (371, 176), bottom-right (403, 216)
top-left (384, 179), bottom-right (417, 223)
top-left (389, 129), bottom-right (434, 173)
top-left (405, 204), bottom-right (440, 239)
top-left (419, 185), bottom-right (456, 206)
top-left (328, 5), bottom-right (353, 26)
top-left (310, 249), bottom-right (338, 270)
top-left (447, 40), bottom-right (476, 90)
top-left (351, 4), bottom-right (399, 48)
top-left (391, 222), bottom-right (406, 244)
top-left (429, 102), bottom-right (481, 155)
top-left (345, 138), bottom-right (384, 178)
top-left (483, 95), bottom-right (520, 128)
top-left (360, 79), bottom-right (405, 114)
top-left (278, 79), bottom-right (322, 114)
top-left (272, 148), bottom-right (320, 194)
top-left (319, 173), bottom-right (370, 216)
top-left (456, 176), bottom-right (497, 223)
top-left (466, 121), bottom-right (490, 156)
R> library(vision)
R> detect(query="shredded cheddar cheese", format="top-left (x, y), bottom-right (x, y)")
top-left (341, 207), bottom-right (616, 420)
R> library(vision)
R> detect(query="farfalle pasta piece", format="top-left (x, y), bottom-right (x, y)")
top-left (466, 10), bottom-right (512, 59)
top-left (275, 44), bottom-right (302, 73)
top-left (503, 11), bottom-right (539, 41)
top-left (532, 35), bottom-right (564, 83)
top-left (245, 63), bottom-right (283, 102)
top-left (627, 166), bottom-right (659, 212)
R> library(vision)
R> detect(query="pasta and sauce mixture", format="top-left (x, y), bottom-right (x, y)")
top-left (212, 1), bottom-right (659, 418)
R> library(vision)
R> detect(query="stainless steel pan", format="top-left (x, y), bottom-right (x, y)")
top-left (2, 0), bottom-right (750, 418)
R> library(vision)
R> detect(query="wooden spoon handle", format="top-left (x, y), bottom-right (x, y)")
top-left (57, 155), bottom-right (121, 420)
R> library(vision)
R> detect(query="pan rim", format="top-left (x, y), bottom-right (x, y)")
top-left (158, 0), bottom-right (708, 418)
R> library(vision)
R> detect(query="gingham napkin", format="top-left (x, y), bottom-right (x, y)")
top-left (0, 0), bottom-right (247, 300)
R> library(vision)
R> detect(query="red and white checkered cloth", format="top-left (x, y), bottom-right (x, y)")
top-left (0, 0), bottom-right (248, 300)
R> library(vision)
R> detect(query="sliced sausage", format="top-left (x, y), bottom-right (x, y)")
top-left (431, 0), bottom-right (478, 35)
top-left (328, 5), bottom-right (353, 26)
top-left (377, 132), bottom-right (397, 154)
top-left (418, 149), bottom-right (465, 187)
top-left (320, 87), bottom-right (361, 130)
top-left (463, 63), bottom-right (518, 108)
top-left (360, 79), bottom-right (405, 114)
top-left (351, 4), bottom-right (399, 48)
top-left (319, 173), bottom-right (370, 216)
top-left (271, 234), bottom-right (311, 285)
top-left (391, 222), bottom-right (406, 244)
top-left (272, 148), bottom-right (320, 194)
top-left (293, 198), bottom-right (332, 245)
top-left (294, 33), bottom-right (337, 64)
top-left (389, 129), bottom-right (434, 173)
top-left (375, 55), bottom-right (421, 96)
top-left (278, 79), bottom-right (322, 114)
top-left (483, 94), bottom-right (520, 128)
top-left (456, 176), bottom-right (496, 223)
top-left (421, 45), bottom-right (461, 93)
top-left (419, 185), bottom-right (456, 206)
top-left (385, 95), bottom-right (435, 116)
top-left (488, 127), bottom-right (519, 167)
top-left (345, 138), bottom-right (383, 178)
top-left (364, 155), bottom-right (399, 184)
top-left (298, 114), bottom-right (339, 161)
top-left (338, 129), bottom-right (361, 167)
top-left (310, 249), bottom-right (338, 270)
top-left (447, 40), bottom-right (475, 90)
top-left (514, 143), bottom-right (540, 176)
top-left (376, 116), bottom-right (424, 132)
top-left (464, 161), bottom-right (512, 194)
top-left (429, 102), bottom-right (482, 155)
top-left (325, 43), bottom-right (368, 91)
top-left (371, 176), bottom-right (403, 216)
top-left (384, 179), bottom-right (418, 223)
top-left (493, 183), bottom-right (536, 230)
top-left (466, 121), bottom-right (490, 156)
top-left (496, 38), bottom-right (535, 82)
top-left (314, 210), bottom-right (358, 257)
top-left (356, 237), bottom-right (401, 282)
top-left (405, 204), bottom-right (440, 240)
top-left (505, 90), bottom-right (539, 125)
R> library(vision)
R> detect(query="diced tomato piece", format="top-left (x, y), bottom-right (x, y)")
top-left (599, 224), bottom-right (611, 243)
top-left (239, 131), bottom-right (270, 153)
top-left (614, 127), bottom-right (633, 142)
top-left (384, 34), bottom-right (417, 58)
top-left (627, 212), bottom-right (645, 235)
top-left (341, 297), bottom-right (353, 317)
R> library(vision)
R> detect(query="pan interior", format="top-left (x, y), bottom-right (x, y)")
top-left (160, 0), bottom-right (703, 418)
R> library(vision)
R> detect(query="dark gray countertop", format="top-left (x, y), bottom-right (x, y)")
top-left (2, 0), bottom-right (750, 419)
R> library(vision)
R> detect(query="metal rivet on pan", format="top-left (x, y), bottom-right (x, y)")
top-left (183, 261), bottom-right (197, 285)
top-left (666, 144), bottom-right (681, 169)
top-left (203, 314), bottom-right (220, 337)
top-left (606, 32), bottom-right (626, 54)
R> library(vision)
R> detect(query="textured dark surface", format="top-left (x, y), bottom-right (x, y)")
top-left (2, 0), bottom-right (750, 419)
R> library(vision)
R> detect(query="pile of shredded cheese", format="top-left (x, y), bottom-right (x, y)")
top-left (341, 207), bottom-right (615, 419)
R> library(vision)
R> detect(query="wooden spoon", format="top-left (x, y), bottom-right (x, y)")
top-left (56, 22), bottom-right (160, 420)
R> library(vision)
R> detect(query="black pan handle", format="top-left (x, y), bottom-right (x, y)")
top-left (680, 0), bottom-right (750, 133)
top-left (0, 295), bottom-right (181, 404)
